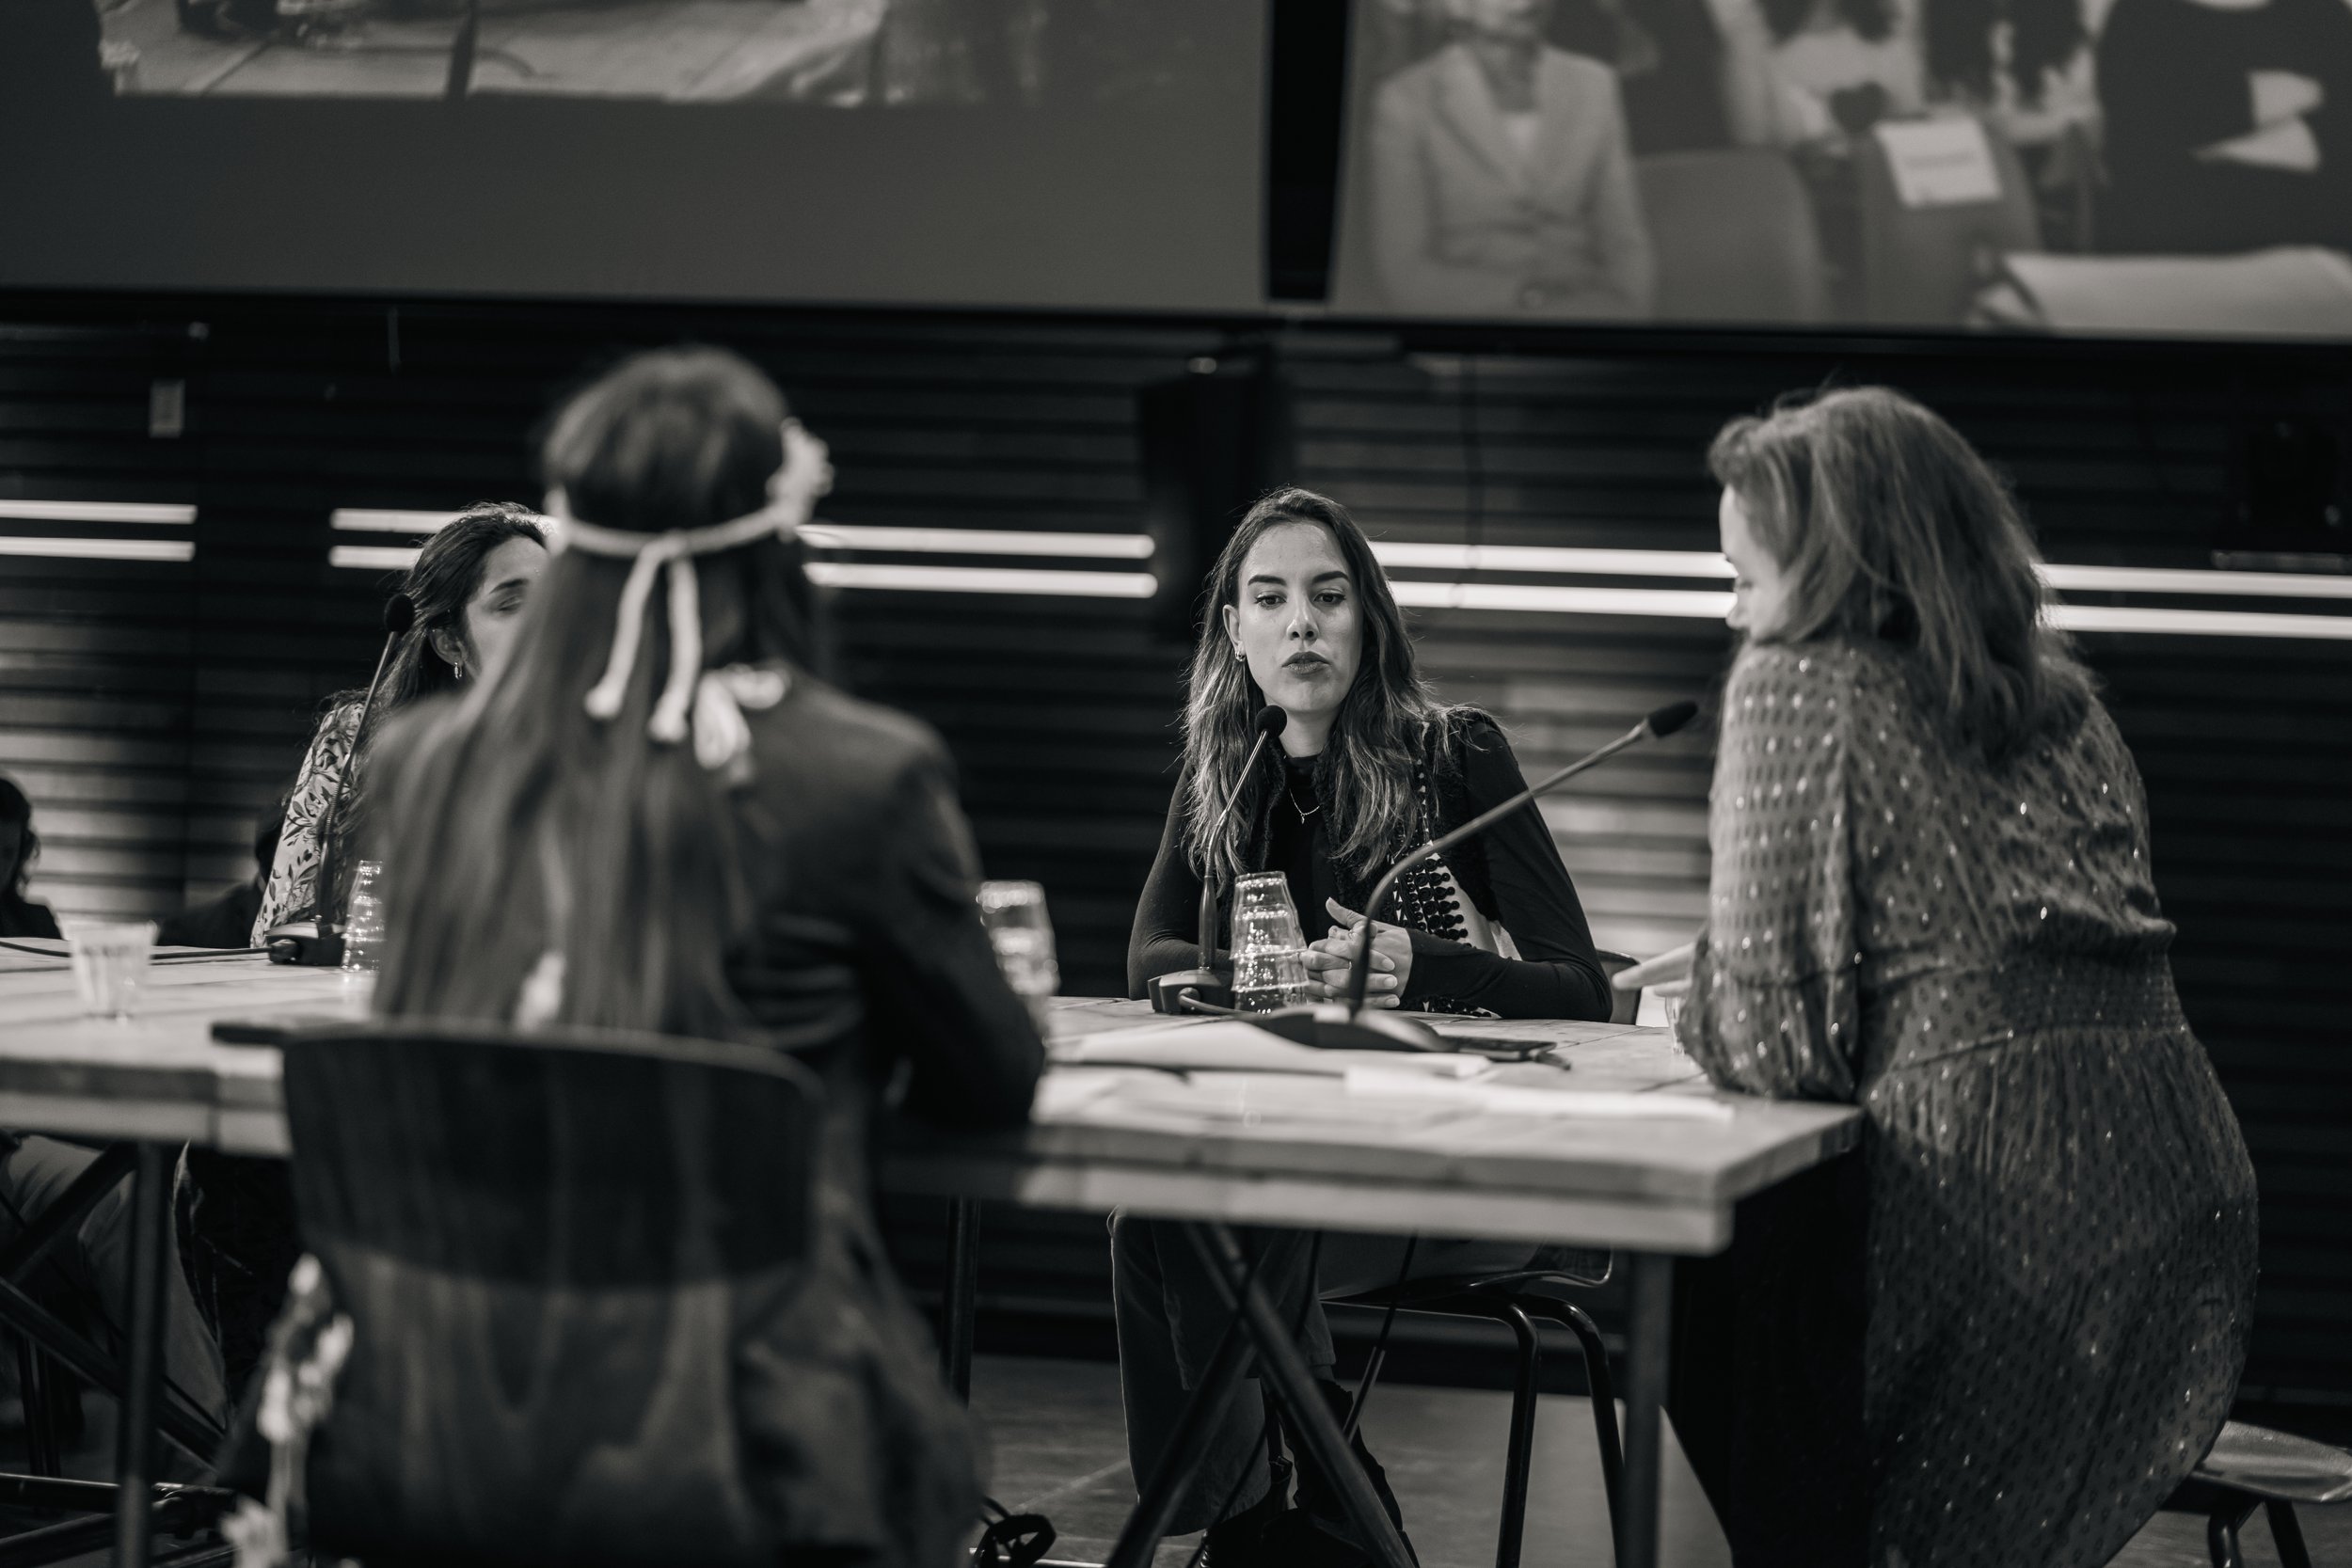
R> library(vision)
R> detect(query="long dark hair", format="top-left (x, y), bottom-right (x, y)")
top-left (1708, 387), bottom-right (2092, 761)
top-left (0, 775), bottom-right (38, 903)
top-left (1924, 0), bottom-right (2084, 105)
top-left (373, 347), bottom-right (818, 1038)
top-left (1180, 487), bottom-right (1463, 883)
top-left (335, 502), bottom-right (548, 751)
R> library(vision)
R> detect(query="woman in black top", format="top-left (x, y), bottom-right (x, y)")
top-left (2095, 0), bottom-right (2352, 253)
top-left (1118, 487), bottom-right (1611, 1567)
top-left (1128, 488), bottom-right (1611, 1019)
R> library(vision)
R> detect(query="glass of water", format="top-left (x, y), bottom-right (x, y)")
top-left (342, 860), bottom-right (386, 974)
top-left (1229, 872), bottom-right (1311, 1013)
top-left (977, 879), bottom-right (1058, 1032)
top-left (60, 919), bottom-right (156, 1022)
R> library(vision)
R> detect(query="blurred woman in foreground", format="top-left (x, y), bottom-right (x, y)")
top-left (368, 347), bottom-right (1043, 1567)
top-left (1670, 387), bottom-right (2256, 1563)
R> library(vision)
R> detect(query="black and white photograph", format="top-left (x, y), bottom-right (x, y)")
top-left (0, 1), bottom-right (2349, 1566)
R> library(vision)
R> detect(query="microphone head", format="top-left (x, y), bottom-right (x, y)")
top-left (1252, 705), bottom-right (1288, 738)
top-left (383, 593), bottom-right (417, 637)
top-left (1644, 699), bottom-right (1699, 739)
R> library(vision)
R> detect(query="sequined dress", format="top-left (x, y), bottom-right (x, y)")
top-left (1678, 639), bottom-right (2258, 1567)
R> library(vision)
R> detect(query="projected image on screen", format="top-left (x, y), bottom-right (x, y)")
top-left (0, 0), bottom-right (1262, 310)
top-left (95, 0), bottom-right (1215, 103)
top-left (1329, 0), bottom-right (2352, 337)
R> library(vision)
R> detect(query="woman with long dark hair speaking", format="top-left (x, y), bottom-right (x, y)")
top-left (251, 502), bottom-right (548, 945)
top-left (1670, 388), bottom-right (2257, 1562)
top-left (1120, 487), bottom-right (1613, 1565)
top-left (368, 348), bottom-right (1041, 1568)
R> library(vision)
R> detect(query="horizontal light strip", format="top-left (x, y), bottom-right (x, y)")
top-left (805, 562), bottom-right (1155, 598)
top-left (2040, 563), bottom-right (2352, 599)
top-left (1374, 542), bottom-right (1734, 578)
top-left (802, 524), bottom-right (1153, 560)
top-left (1372, 541), bottom-right (2352, 601)
top-left (328, 544), bottom-right (420, 571)
top-left (0, 537), bottom-right (194, 562)
top-left (0, 500), bottom-right (195, 526)
top-left (2047, 604), bottom-right (2352, 640)
top-left (331, 508), bottom-right (455, 534)
top-left (1392, 580), bottom-right (1734, 618)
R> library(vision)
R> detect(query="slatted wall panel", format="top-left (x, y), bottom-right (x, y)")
top-left (4, 296), bottom-right (2349, 1423)
top-left (1290, 339), bottom-right (2352, 1418)
top-left (0, 324), bottom-right (200, 921)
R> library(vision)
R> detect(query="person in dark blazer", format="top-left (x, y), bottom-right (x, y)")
top-left (358, 347), bottom-right (1043, 1568)
top-left (1367, 0), bottom-right (1657, 316)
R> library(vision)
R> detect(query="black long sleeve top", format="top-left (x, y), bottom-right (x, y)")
top-left (1126, 714), bottom-right (1613, 1021)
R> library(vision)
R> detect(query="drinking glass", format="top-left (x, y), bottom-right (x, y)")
top-left (1651, 977), bottom-right (1691, 1052)
top-left (341, 860), bottom-right (386, 975)
top-left (977, 879), bottom-right (1058, 1032)
top-left (60, 919), bottom-right (156, 1022)
top-left (1229, 872), bottom-right (1311, 1013)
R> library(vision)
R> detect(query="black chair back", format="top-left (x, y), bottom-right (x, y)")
top-left (278, 1022), bottom-right (825, 1567)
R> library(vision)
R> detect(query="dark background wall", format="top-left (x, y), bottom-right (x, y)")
top-left (2, 294), bottom-right (2346, 1434)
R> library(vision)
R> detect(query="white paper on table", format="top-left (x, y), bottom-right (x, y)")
top-left (1053, 1020), bottom-right (1493, 1079)
top-left (1874, 118), bottom-right (2003, 208)
top-left (1344, 1068), bottom-right (1736, 1121)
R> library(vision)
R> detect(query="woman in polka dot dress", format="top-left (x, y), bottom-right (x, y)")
top-left (1671, 388), bottom-right (2258, 1565)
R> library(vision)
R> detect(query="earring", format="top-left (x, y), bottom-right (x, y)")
top-left (1232, 645), bottom-right (1246, 662)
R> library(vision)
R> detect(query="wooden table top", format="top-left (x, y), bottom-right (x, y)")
top-left (0, 952), bottom-right (1861, 1254)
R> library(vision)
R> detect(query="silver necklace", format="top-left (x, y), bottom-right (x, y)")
top-left (1283, 773), bottom-right (1321, 820)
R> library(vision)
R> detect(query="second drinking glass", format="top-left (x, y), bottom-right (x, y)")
top-left (1229, 871), bottom-right (1311, 1012)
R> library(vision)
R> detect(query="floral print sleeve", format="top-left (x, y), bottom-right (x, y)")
top-left (249, 703), bottom-right (362, 946)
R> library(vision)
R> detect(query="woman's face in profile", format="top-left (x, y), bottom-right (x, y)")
top-left (1224, 521), bottom-right (1365, 740)
top-left (1720, 487), bottom-right (1794, 638)
top-left (448, 535), bottom-right (550, 682)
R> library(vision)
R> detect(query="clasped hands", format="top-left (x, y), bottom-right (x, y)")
top-left (1301, 896), bottom-right (1413, 1007)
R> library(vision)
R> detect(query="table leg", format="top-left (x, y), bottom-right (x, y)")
top-left (1615, 1250), bottom-right (1674, 1568)
top-left (112, 1143), bottom-right (169, 1568)
top-left (1103, 1307), bottom-right (1255, 1568)
top-left (942, 1196), bottom-right (979, 1403)
top-left (1185, 1224), bottom-right (1416, 1568)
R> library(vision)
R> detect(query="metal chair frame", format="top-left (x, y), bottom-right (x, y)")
top-left (1338, 1265), bottom-right (1623, 1568)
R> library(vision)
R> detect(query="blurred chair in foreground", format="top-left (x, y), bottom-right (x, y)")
top-left (248, 1022), bottom-right (840, 1566)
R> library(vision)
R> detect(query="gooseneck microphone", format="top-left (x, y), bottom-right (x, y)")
top-left (267, 593), bottom-right (415, 966)
top-left (1255, 698), bottom-right (1700, 1052)
top-left (1148, 704), bottom-right (1289, 1014)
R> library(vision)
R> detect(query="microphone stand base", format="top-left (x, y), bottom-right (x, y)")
top-left (1149, 970), bottom-right (1230, 1015)
top-left (263, 921), bottom-right (345, 968)
top-left (1248, 1003), bottom-right (1447, 1053)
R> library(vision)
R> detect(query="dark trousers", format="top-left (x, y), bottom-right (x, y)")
top-left (1, 1136), bottom-right (230, 1477)
top-left (1108, 1213), bottom-right (1532, 1535)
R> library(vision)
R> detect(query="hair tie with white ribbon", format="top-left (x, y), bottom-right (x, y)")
top-left (548, 420), bottom-right (828, 772)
